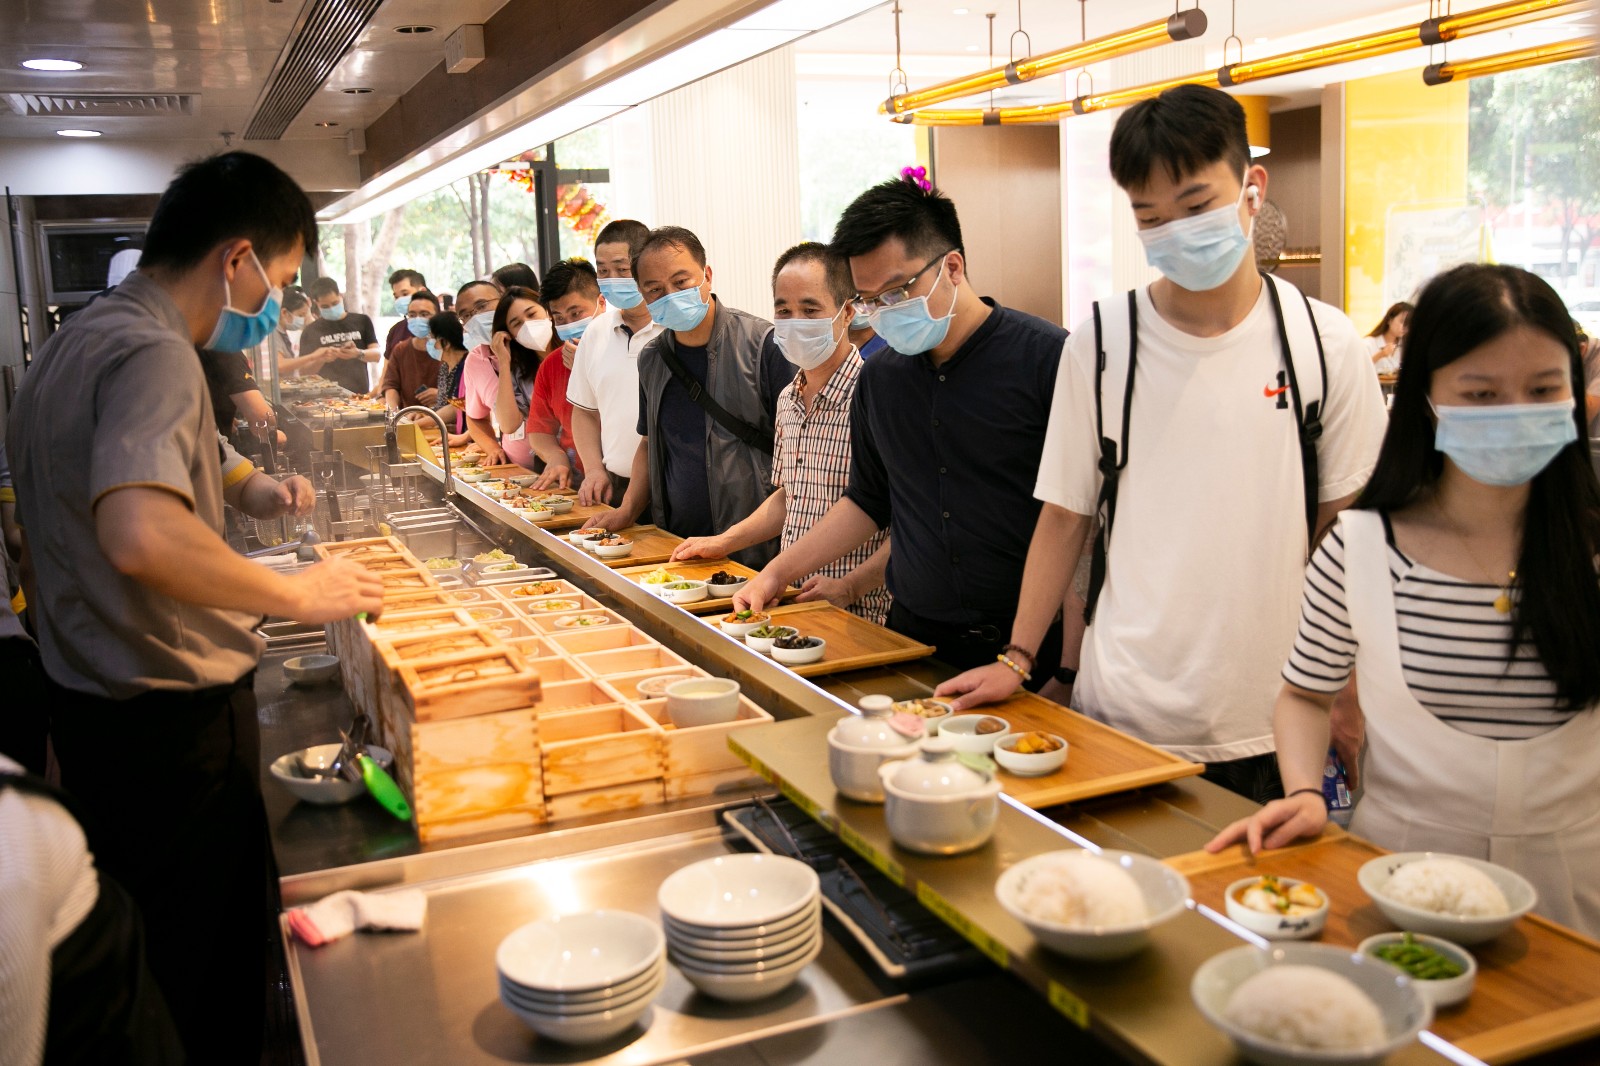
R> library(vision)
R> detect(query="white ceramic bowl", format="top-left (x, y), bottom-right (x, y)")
top-left (658, 854), bottom-right (820, 931)
top-left (1357, 932), bottom-right (1477, 1009)
top-left (664, 678), bottom-right (742, 728)
top-left (891, 698), bottom-right (953, 735)
top-left (993, 733), bottom-right (1069, 776)
top-left (674, 937), bottom-right (823, 1002)
top-left (662, 897), bottom-right (822, 943)
top-left (1225, 876), bottom-right (1331, 941)
top-left (705, 576), bottom-right (749, 597)
top-left (499, 957), bottom-right (665, 1008)
top-left (501, 980), bottom-right (660, 1044)
top-left (938, 714), bottom-right (1011, 754)
top-left (283, 653), bottom-right (340, 684)
top-left (718, 613), bottom-right (770, 638)
top-left (662, 905), bottom-right (821, 952)
top-left (269, 743), bottom-right (394, 805)
top-left (631, 673), bottom-right (699, 700)
top-left (995, 850), bottom-right (1192, 961)
top-left (1191, 942), bottom-right (1432, 1066)
top-left (660, 580), bottom-right (708, 604)
top-left (879, 764), bottom-right (1001, 856)
top-left (543, 497), bottom-right (574, 514)
top-left (1357, 853), bottom-right (1536, 946)
top-left (669, 928), bottom-right (821, 970)
top-left (593, 541), bottom-right (635, 560)
top-left (508, 474), bottom-right (538, 487)
top-left (827, 728), bottom-right (919, 803)
top-left (771, 637), bottom-right (826, 665)
top-left (458, 470), bottom-right (491, 482)
top-left (496, 911), bottom-right (664, 993)
top-left (500, 973), bottom-right (662, 1022)
top-left (745, 627), bottom-right (798, 655)
top-left (569, 529), bottom-right (608, 545)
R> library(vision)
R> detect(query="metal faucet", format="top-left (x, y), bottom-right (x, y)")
top-left (390, 407), bottom-right (454, 497)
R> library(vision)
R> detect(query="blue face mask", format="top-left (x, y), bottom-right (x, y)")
top-left (205, 249), bottom-right (282, 351)
top-left (598, 277), bottom-right (643, 310)
top-left (426, 339), bottom-right (442, 361)
top-left (556, 316), bottom-right (593, 344)
top-left (1432, 399), bottom-right (1578, 487)
top-left (868, 258), bottom-right (955, 355)
top-left (407, 317), bottom-right (431, 339)
top-left (464, 310), bottom-right (495, 350)
top-left (851, 310), bottom-right (872, 332)
top-left (393, 294), bottom-right (412, 317)
top-left (319, 301), bottom-right (345, 321)
top-left (648, 283), bottom-right (710, 333)
top-left (1137, 181), bottom-right (1256, 292)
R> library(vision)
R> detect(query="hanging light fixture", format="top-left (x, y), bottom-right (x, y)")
top-left (880, 0), bottom-right (1205, 116)
top-left (902, 0), bottom-right (1587, 126)
top-left (1424, 35), bottom-right (1597, 83)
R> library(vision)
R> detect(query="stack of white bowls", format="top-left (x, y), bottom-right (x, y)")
top-left (496, 910), bottom-right (665, 1044)
top-left (657, 854), bottom-right (823, 1002)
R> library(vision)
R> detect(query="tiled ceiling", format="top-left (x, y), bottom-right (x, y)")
top-left (0, 0), bottom-right (509, 143)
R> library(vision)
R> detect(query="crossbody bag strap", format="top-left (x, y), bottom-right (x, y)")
top-left (657, 341), bottom-right (774, 455)
top-left (1264, 273), bottom-right (1326, 551)
top-left (1084, 288), bottom-right (1140, 625)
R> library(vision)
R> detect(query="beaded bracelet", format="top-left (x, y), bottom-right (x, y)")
top-left (997, 653), bottom-right (1032, 683)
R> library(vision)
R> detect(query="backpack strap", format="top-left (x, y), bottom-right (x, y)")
top-left (1084, 289), bottom-right (1139, 625)
top-left (1263, 273), bottom-right (1329, 550)
top-left (658, 339), bottom-right (774, 455)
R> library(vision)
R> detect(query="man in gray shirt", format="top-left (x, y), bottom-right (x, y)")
top-left (6, 151), bottom-right (383, 1062)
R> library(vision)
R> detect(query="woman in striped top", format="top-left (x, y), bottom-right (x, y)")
top-left (1211, 264), bottom-right (1600, 935)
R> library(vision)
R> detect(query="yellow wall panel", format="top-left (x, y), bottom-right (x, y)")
top-left (1343, 69), bottom-right (1470, 332)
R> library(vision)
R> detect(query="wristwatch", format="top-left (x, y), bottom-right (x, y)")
top-left (1054, 666), bottom-right (1078, 685)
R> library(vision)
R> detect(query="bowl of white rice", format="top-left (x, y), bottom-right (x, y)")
top-left (995, 849), bottom-right (1190, 961)
top-left (1357, 852), bottom-right (1536, 946)
top-left (1192, 943), bottom-right (1432, 1066)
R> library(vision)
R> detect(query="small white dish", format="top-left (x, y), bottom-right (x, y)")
top-left (501, 978), bottom-right (660, 1044)
top-left (1358, 932), bottom-right (1477, 1009)
top-left (593, 541), bottom-right (634, 560)
top-left (674, 936), bottom-right (822, 1002)
top-left (668, 928), bottom-right (821, 970)
top-left (995, 850), bottom-right (1190, 961)
top-left (1225, 875), bottom-right (1331, 941)
top-left (745, 626), bottom-right (798, 655)
top-left (717, 612), bottom-right (769, 638)
top-left (993, 733), bottom-right (1069, 776)
top-left (283, 653), bottom-right (340, 684)
top-left (660, 580), bottom-right (708, 604)
top-left (664, 677), bottom-right (742, 728)
top-left (771, 636), bottom-right (825, 665)
top-left (496, 911), bottom-right (664, 993)
top-left (938, 714), bottom-right (1011, 754)
top-left (705, 576), bottom-right (749, 597)
top-left (661, 897), bottom-right (821, 943)
top-left (499, 957), bottom-right (665, 1009)
top-left (1357, 852), bottom-right (1536, 946)
top-left (657, 854), bottom-right (819, 931)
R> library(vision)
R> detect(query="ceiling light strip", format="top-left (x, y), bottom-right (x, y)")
top-left (880, 9), bottom-right (1207, 115)
top-left (900, 0), bottom-right (1586, 125)
top-left (1423, 36), bottom-right (1597, 83)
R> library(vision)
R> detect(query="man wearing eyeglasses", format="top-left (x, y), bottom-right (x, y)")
top-left (595, 226), bottom-right (795, 567)
top-left (737, 178), bottom-right (1070, 684)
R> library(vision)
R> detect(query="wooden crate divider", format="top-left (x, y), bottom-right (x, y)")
top-left (539, 703), bottom-right (663, 796)
top-left (394, 650), bottom-right (542, 722)
top-left (631, 697), bottom-right (774, 781)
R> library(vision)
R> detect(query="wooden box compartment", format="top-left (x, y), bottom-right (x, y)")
top-left (547, 626), bottom-right (659, 657)
top-left (395, 651), bottom-right (542, 721)
top-left (378, 571), bottom-right (440, 595)
top-left (575, 645), bottom-right (691, 679)
top-left (539, 704), bottom-right (662, 795)
top-left (481, 616), bottom-right (536, 641)
top-left (530, 608), bottom-right (630, 635)
top-left (375, 626), bottom-right (507, 675)
top-left (362, 607), bottom-right (477, 639)
top-left (375, 589), bottom-right (455, 615)
top-left (547, 780), bottom-right (664, 822)
top-left (525, 656), bottom-right (588, 683)
top-left (497, 579), bottom-right (582, 603)
top-left (602, 666), bottom-right (710, 703)
top-left (534, 677), bottom-right (628, 711)
top-left (632, 697), bottom-right (774, 778)
top-left (506, 635), bottom-right (554, 658)
top-left (417, 803), bottom-right (546, 844)
top-left (514, 593), bottom-right (602, 618)
top-left (665, 767), bottom-right (766, 801)
top-left (314, 536), bottom-right (411, 560)
top-left (459, 603), bottom-right (514, 625)
top-left (344, 554), bottom-right (418, 572)
top-left (441, 587), bottom-right (498, 606)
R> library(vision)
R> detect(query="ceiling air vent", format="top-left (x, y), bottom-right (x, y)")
top-left (5, 93), bottom-right (198, 118)
top-left (245, 0), bottom-right (384, 141)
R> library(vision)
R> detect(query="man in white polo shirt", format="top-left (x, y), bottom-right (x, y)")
top-left (568, 219), bottom-right (663, 506)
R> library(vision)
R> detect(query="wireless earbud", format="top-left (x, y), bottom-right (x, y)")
top-left (1246, 186), bottom-right (1260, 207)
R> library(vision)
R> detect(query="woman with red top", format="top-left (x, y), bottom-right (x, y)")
top-left (529, 259), bottom-right (605, 489)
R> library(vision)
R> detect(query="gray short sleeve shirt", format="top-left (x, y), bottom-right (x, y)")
top-left (5, 272), bottom-right (263, 697)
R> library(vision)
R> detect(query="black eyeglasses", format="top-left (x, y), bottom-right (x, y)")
top-left (854, 250), bottom-right (955, 312)
top-left (457, 296), bottom-right (496, 321)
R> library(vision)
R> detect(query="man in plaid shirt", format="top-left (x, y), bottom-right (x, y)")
top-left (673, 243), bottom-right (890, 622)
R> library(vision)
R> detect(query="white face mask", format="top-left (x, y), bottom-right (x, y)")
top-left (772, 306), bottom-right (847, 371)
top-left (464, 310), bottom-right (495, 349)
top-left (516, 318), bottom-right (553, 351)
top-left (1136, 178), bottom-right (1257, 292)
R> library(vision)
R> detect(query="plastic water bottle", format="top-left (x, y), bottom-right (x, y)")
top-left (1322, 749), bottom-right (1354, 827)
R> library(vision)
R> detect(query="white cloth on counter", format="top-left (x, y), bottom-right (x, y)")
top-left (289, 888), bottom-right (427, 947)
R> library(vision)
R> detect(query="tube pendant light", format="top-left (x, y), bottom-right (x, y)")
top-left (901, 0), bottom-right (1588, 126)
top-left (1423, 36), bottom-right (1598, 84)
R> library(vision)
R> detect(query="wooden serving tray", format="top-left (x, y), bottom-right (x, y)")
top-left (953, 691), bottom-right (1203, 808)
top-left (1167, 835), bottom-right (1600, 1063)
top-left (592, 525), bottom-right (683, 568)
top-left (615, 558), bottom-right (796, 616)
top-left (394, 650), bottom-right (542, 721)
top-left (755, 601), bottom-right (934, 678)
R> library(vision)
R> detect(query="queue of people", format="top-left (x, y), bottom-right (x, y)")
top-left (2, 81), bottom-right (1597, 1066)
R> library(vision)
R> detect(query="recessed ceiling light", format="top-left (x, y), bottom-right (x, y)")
top-left (23, 58), bottom-right (82, 71)
top-left (339, 87), bottom-right (373, 95)
top-left (313, 120), bottom-right (340, 127)
top-left (56, 128), bottom-right (101, 138)
top-left (952, 7), bottom-right (970, 13)
top-left (394, 24), bottom-right (435, 34)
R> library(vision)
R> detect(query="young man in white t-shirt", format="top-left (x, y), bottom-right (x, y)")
top-left (939, 85), bottom-right (1386, 803)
